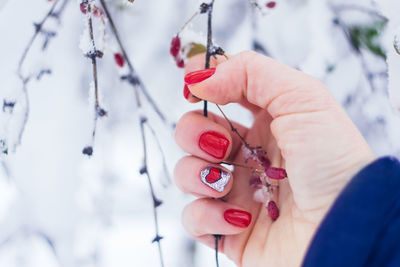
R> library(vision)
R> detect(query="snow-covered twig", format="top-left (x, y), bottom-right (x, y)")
top-left (82, 1), bottom-right (106, 156)
top-left (2, 0), bottom-right (69, 154)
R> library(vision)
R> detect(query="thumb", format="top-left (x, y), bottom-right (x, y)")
top-left (185, 50), bottom-right (338, 118)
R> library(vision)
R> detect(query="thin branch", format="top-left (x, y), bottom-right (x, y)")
top-left (99, 2), bottom-right (167, 264)
top-left (144, 122), bottom-right (172, 187)
top-left (17, 0), bottom-right (61, 79)
top-left (99, 0), bottom-right (167, 123)
top-left (203, 0), bottom-right (216, 117)
top-left (216, 104), bottom-right (249, 146)
top-left (178, 11), bottom-right (200, 34)
top-left (213, 234), bottom-right (222, 267)
top-left (222, 161), bottom-right (255, 170)
top-left (82, 1), bottom-right (106, 155)
top-left (140, 117), bottom-right (165, 267)
top-left (7, 0), bottom-right (68, 153)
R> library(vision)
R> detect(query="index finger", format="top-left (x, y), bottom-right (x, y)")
top-left (185, 51), bottom-right (338, 119)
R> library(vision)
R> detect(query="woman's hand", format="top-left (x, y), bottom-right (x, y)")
top-left (174, 51), bottom-right (375, 266)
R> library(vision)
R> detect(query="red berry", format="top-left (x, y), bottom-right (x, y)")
top-left (265, 167), bottom-right (287, 180)
top-left (93, 6), bottom-right (104, 18)
top-left (266, 1), bottom-right (276, 8)
top-left (257, 151), bottom-right (270, 167)
top-left (249, 176), bottom-right (262, 188)
top-left (176, 57), bottom-right (185, 68)
top-left (80, 3), bottom-right (88, 14)
top-left (170, 36), bottom-right (181, 57)
top-left (114, 53), bottom-right (125, 67)
top-left (267, 201), bottom-right (279, 220)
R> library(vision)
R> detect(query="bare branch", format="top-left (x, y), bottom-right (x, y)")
top-left (82, 1), bottom-right (106, 156)
top-left (5, 0), bottom-right (69, 153)
top-left (203, 0), bottom-right (216, 117)
top-left (99, 0), bottom-right (167, 123)
top-left (140, 117), bottom-right (165, 267)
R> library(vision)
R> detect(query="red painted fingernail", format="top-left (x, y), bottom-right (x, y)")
top-left (200, 167), bottom-right (231, 192)
top-left (224, 209), bottom-right (252, 228)
top-left (183, 84), bottom-right (190, 99)
top-left (184, 68), bottom-right (216, 85)
top-left (199, 131), bottom-right (229, 159)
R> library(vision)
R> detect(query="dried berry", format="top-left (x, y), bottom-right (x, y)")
top-left (249, 176), bottom-right (263, 188)
top-left (93, 6), bottom-right (104, 18)
top-left (265, 167), bottom-right (287, 180)
top-left (79, 2), bottom-right (88, 14)
top-left (114, 53), bottom-right (125, 67)
top-left (256, 151), bottom-right (270, 167)
top-left (97, 107), bottom-right (107, 117)
top-left (170, 36), bottom-right (181, 57)
top-left (176, 57), bottom-right (185, 68)
top-left (82, 146), bottom-right (93, 156)
top-left (267, 200), bottom-right (279, 220)
top-left (266, 1), bottom-right (276, 8)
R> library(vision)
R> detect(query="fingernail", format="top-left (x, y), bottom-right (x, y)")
top-left (184, 68), bottom-right (216, 85)
top-left (183, 84), bottom-right (190, 99)
top-left (200, 167), bottom-right (231, 192)
top-left (199, 131), bottom-right (230, 159)
top-left (224, 209), bottom-right (252, 228)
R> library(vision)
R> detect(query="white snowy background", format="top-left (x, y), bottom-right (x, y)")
top-left (0, 0), bottom-right (399, 266)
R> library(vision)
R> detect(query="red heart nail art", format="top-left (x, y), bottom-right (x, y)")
top-left (200, 167), bottom-right (231, 192)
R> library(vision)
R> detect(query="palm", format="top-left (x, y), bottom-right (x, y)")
top-left (221, 105), bottom-right (371, 266)
top-left (220, 110), bottom-right (315, 266)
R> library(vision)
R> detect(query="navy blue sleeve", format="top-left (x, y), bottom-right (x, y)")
top-left (302, 156), bottom-right (400, 267)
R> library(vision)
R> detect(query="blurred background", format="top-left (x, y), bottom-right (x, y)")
top-left (0, 0), bottom-right (399, 266)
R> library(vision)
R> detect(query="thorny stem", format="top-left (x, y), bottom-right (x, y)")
top-left (99, 0), bottom-right (167, 123)
top-left (140, 118), bottom-right (165, 267)
top-left (204, 0), bottom-right (215, 117)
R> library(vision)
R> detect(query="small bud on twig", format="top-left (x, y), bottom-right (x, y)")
top-left (82, 146), bottom-right (93, 156)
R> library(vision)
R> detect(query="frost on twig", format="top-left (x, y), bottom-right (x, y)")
top-left (80, 0), bottom-right (107, 156)
top-left (0, 0), bottom-right (68, 154)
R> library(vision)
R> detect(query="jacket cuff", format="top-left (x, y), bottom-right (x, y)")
top-left (302, 156), bottom-right (400, 267)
